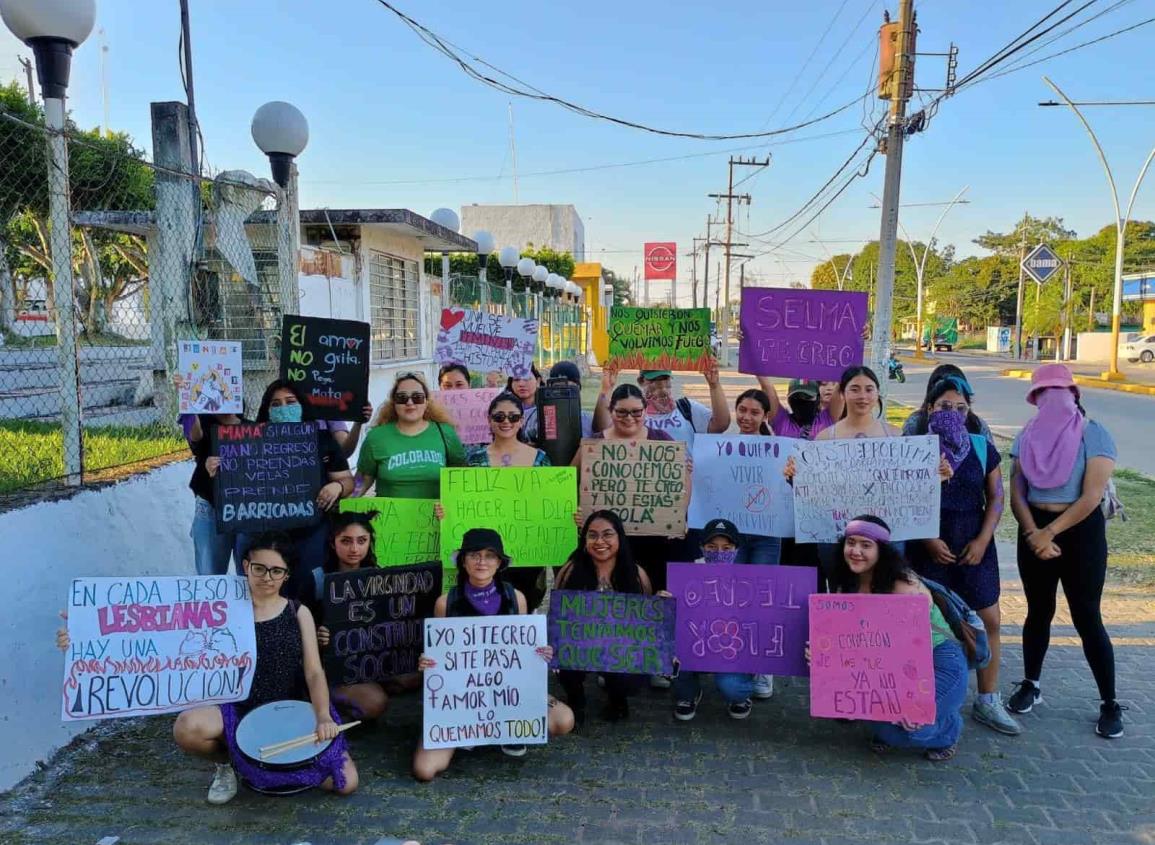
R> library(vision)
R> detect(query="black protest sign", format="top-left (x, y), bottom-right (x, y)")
top-left (212, 422), bottom-right (323, 533)
top-left (281, 314), bottom-right (370, 421)
top-left (321, 562), bottom-right (442, 684)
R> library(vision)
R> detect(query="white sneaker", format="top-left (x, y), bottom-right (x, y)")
top-left (207, 763), bottom-right (237, 804)
top-left (650, 675), bottom-right (672, 690)
top-left (752, 675), bottom-right (774, 700)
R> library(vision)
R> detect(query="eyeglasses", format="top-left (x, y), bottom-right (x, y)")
top-left (586, 529), bottom-right (618, 542)
top-left (393, 392), bottom-right (427, 405)
top-left (248, 562), bottom-right (289, 581)
top-left (490, 412), bottom-right (523, 423)
top-left (612, 408), bottom-right (645, 419)
top-left (932, 402), bottom-right (969, 414)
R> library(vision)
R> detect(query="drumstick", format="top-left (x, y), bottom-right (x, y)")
top-left (259, 721), bottom-right (361, 760)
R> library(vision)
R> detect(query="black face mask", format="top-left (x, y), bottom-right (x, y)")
top-left (791, 398), bottom-right (818, 425)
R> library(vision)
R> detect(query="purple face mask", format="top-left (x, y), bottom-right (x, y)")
top-left (703, 548), bottom-right (739, 564)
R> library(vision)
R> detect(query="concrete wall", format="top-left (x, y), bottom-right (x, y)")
top-left (1076, 332), bottom-right (1116, 362)
top-left (461, 204), bottom-right (585, 261)
top-left (0, 461), bottom-right (196, 791)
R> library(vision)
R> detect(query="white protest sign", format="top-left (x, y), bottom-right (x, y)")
top-left (422, 615), bottom-right (548, 749)
top-left (62, 576), bottom-right (257, 721)
top-left (435, 388), bottom-right (503, 445)
top-left (177, 340), bottom-right (244, 414)
top-left (688, 434), bottom-right (794, 538)
top-left (792, 434), bottom-right (941, 542)
top-left (435, 307), bottom-right (538, 379)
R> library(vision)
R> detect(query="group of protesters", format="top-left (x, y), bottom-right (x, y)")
top-left (56, 353), bottom-right (1123, 804)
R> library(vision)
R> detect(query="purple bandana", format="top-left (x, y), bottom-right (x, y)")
top-left (929, 409), bottom-right (971, 472)
top-left (464, 581), bottom-right (501, 616)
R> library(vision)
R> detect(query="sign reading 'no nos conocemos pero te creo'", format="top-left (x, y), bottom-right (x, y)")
top-left (280, 314), bottom-right (370, 421)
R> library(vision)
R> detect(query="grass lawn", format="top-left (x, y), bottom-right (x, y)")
top-left (0, 419), bottom-right (186, 495)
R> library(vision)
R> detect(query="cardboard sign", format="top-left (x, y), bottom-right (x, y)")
top-left (608, 306), bottom-right (712, 372)
top-left (792, 435), bottom-right (941, 542)
top-left (439, 467), bottom-right (577, 568)
top-left (212, 422), bottom-right (323, 533)
top-left (177, 340), bottom-right (243, 414)
top-left (338, 497), bottom-right (440, 567)
top-left (579, 439), bottom-right (688, 537)
top-left (322, 562), bottom-right (442, 685)
top-left (687, 435), bottom-right (794, 538)
top-left (280, 314), bottom-right (370, 421)
top-left (808, 593), bottom-right (936, 724)
top-left (435, 307), bottom-right (538, 379)
top-left (738, 289), bottom-right (869, 381)
top-left (422, 615), bottom-right (549, 749)
top-left (667, 563), bottom-right (815, 676)
top-left (548, 590), bottom-right (676, 675)
top-left (62, 576), bottom-right (256, 721)
top-left (435, 388), bottom-right (503, 445)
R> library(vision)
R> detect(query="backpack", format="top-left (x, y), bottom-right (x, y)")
top-left (919, 576), bottom-right (991, 671)
top-left (675, 397), bottom-right (696, 428)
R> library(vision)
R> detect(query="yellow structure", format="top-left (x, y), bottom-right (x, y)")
top-left (1145, 301), bottom-right (1155, 331)
top-left (572, 262), bottom-right (609, 364)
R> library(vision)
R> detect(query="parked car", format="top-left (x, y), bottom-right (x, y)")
top-left (1124, 335), bottom-right (1155, 364)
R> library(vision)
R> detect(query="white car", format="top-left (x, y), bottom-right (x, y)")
top-left (1124, 334), bottom-right (1155, 364)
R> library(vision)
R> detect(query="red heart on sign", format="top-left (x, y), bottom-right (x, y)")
top-left (440, 309), bottom-right (466, 331)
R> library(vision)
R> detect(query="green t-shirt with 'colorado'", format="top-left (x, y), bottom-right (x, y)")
top-left (357, 421), bottom-right (466, 499)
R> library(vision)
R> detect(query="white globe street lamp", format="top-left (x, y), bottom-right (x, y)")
top-left (1, 0), bottom-right (95, 99)
top-left (498, 246), bottom-right (520, 312)
top-left (430, 207), bottom-right (460, 233)
top-left (472, 229), bottom-right (495, 303)
top-left (251, 101), bottom-right (309, 188)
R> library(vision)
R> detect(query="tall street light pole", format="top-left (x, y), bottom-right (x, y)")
top-left (1042, 77), bottom-right (1155, 380)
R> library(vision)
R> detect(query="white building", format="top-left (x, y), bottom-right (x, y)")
top-left (461, 204), bottom-right (585, 260)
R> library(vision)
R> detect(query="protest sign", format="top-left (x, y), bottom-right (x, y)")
top-left (548, 590), bottom-right (676, 675)
top-left (687, 435), bottom-right (794, 538)
top-left (435, 388), bottom-right (503, 445)
top-left (177, 340), bottom-right (243, 414)
top-left (792, 434), bottom-right (941, 542)
top-left (338, 497), bottom-right (440, 566)
top-left (738, 288), bottom-right (869, 381)
top-left (667, 563), bottom-right (815, 676)
top-left (280, 314), bottom-right (370, 421)
top-left (435, 307), bottom-right (538, 378)
top-left (322, 562), bottom-right (442, 685)
top-left (607, 306), bottom-right (712, 371)
top-left (422, 615), bottom-right (549, 750)
top-left (211, 422), bottom-right (323, 533)
top-left (808, 593), bottom-right (936, 724)
top-left (62, 576), bottom-right (256, 721)
top-left (440, 467), bottom-right (577, 567)
top-left (579, 439), bottom-right (687, 536)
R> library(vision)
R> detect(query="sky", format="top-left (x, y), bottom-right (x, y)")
top-left (2, 0), bottom-right (1154, 305)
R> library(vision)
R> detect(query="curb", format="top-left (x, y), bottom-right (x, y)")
top-left (1001, 368), bottom-right (1155, 397)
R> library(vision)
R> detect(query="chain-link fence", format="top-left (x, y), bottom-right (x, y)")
top-left (0, 101), bottom-right (290, 507)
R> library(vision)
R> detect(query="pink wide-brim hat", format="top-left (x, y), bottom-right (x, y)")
top-left (1027, 363), bottom-right (1080, 406)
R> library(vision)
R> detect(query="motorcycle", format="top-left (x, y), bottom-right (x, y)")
top-left (887, 355), bottom-right (906, 383)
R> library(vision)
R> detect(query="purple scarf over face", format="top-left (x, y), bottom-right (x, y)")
top-left (929, 409), bottom-right (971, 472)
top-left (703, 549), bottom-right (739, 565)
top-left (464, 581), bottom-right (501, 616)
top-left (1020, 387), bottom-right (1085, 488)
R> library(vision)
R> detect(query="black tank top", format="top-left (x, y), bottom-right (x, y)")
top-left (243, 601), bottom-right (305, 713)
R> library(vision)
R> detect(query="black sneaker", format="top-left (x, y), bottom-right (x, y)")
top-left (1096, 701), bottom-right (1126, 739)
top-left (728, 699), bottom-right (753, 720)
top-left (1006, 681), bottom-right (1042, 714)
top-left (500, 744), bottom-right (528, 757)
top-left (674, 691), bottom-right (703, 722)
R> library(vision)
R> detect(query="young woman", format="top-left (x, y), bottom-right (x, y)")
top-left (310, 512), bottom-right (390, 722)
top-left (734, 389), bottom-right (772, 436)
top-left (827, 515), bottom-right (969, 761)
top-left (467, 392), bottom-right (551, 467)
top-left (506, 364), bottom-right (543, 441)
top-left (58, 534), bottom-right (359, 803)
top-left (756, 376), bottom-right (844, 439)
top-left (1007, 364), bottom-right (1122, 738)
top-left (554, 511), bottom-right (657, 725)
top-left (412, 529), bottom-right (574, 781)
top-left (355, 372), bottom-right (466, 499)
top-left (816, 367), bottom-right (900, 440)
top-left (672, 519), bottom-right (759, 721)
top-left (906, 378), bottom-right (1019, 736)
top-left (438, 364), bottom-right (472, 391)
top-left (581, 383), bottom-right (675, 448)
top-left (902, 364), bottom-right (994, 440)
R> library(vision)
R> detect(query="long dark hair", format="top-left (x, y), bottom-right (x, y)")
top-left (609, 383), bottom-right (645, 410)
top-left (913, 376), bottom-right (984, 436)
top-left (830, 515), bottom-right (912, 595)
top-left (438, 363), bottom-right (471, 386)
top-left (735, 388), bottom-right (772, 435)
top-left (256, 379), bottom-right (313, 423)
top-left (505, 364), bottom-right (542, 398)
top-left (563, 510), bottom-right (642, 593)
top-left (324, 511), bottom-right (378, 573)
top-left (838, 365), bottom-right (882, 418)
top-left (487, 391), bottom-right (523, 417)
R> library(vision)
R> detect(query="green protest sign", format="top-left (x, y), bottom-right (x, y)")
top-left (338, 497), bottom-right (440, 567)
top-left (439, 468), bottom-right (578, 568)
top-left (608, 307), bottom-right (712, 372)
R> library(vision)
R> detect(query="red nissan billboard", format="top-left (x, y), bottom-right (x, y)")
top-left (643, 242), bottom-right (677, 281)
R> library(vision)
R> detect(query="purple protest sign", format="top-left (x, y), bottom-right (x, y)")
top-left (808, 593), bottom-right (936, 725)
top-left (667, 563), bottom-right (815, 676)
top-left (547, 590), bottom-right (676, 675)
top-left (738, 288), bottom-right (869, 381)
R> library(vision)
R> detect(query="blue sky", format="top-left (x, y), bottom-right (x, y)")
top-left (2, 1), bottom-right (1153, 301)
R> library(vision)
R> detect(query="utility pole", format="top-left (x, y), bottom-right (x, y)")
top-left (870, 0), bottom-right (915, 405)
top-left (1060, 249), bottom-right (1073, 360)
top-left (702, 216), bottom-right (717, 314)
top-left (18, 56), bottom-right (35, 104)
top-left (688, 242), bottom-right (701, 308)
top-left (179, 0), bottom-right (200, 175)
top-left (1014, 234), bottom-right (1026, 359)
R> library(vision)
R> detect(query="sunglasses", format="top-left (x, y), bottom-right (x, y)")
top-left (612, 408), bottom-right (645, 419)
top-left (393, 392), bottom-right (427, 405)
top-left (490, 412), bottom-right (523, 424)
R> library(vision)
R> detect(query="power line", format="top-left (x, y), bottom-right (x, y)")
top-left (764, 0), bottom-right (855, 128)
top-left (787, 0), bottom-right (882, 124)
top-left (984, 0), bottom-right (1136, 76)
top-left (985, 15), bottom-right (1155, 82)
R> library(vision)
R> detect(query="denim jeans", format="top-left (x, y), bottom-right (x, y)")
top-left (235, 519), bottom-right (330, 603)
top-left (872, 639), bottom-right (968, 750)
top-left (673, 670), bottom-right (753, 705)
top-left (739, 536), bottom-right (781, 565)
top-left (191, 497), bottom-right (236, 576)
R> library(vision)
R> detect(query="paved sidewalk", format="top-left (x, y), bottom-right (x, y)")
top-left (1, 543), bottom-right (1152, 845)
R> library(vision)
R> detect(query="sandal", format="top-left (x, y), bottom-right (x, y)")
top-left (925, 745), bottom-right (957, 762)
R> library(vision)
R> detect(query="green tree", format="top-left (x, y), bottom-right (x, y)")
top-left (602, 267), bottom-right (633, 306)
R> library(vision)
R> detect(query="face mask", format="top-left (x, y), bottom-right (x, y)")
top-left (703, 548), bottom-right (738, 564)
top-left (268, 403), bottom-right (303, 424)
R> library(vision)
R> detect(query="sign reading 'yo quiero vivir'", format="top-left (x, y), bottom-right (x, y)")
top-left (608, 307), bottom-right (712, 372)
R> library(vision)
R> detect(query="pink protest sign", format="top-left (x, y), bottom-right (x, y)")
top-left (435, 388), bottom-right (502, 445)
top-left (808, 593), bottom-right (936, 725)
top-left (738, 288), bottom-right (868, 381)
